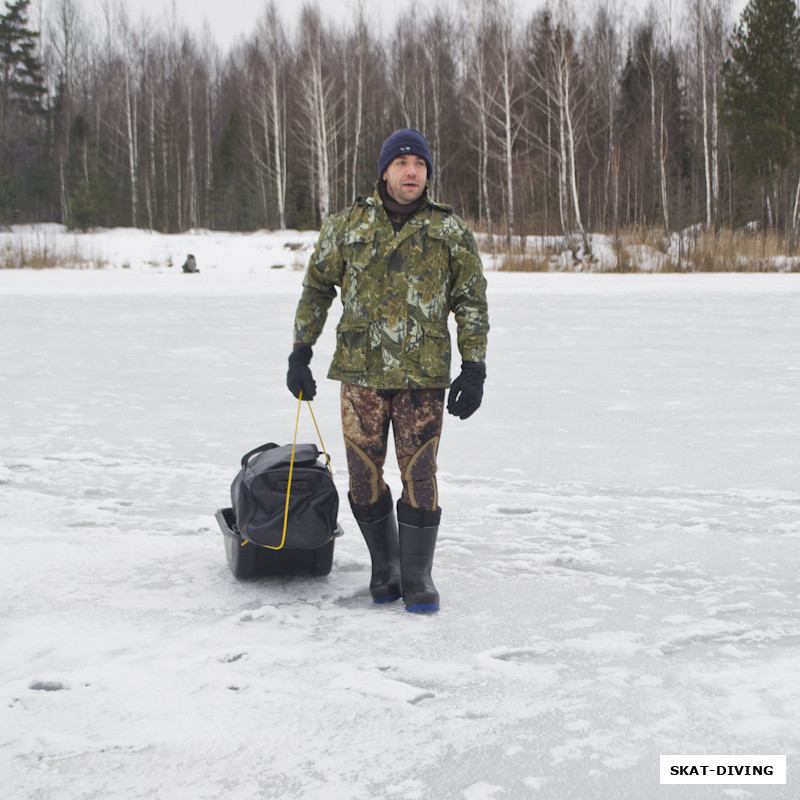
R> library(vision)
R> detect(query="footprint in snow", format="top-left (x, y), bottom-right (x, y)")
top-left (471, 645), bottom-right (557, 673)
top-left (488, 645), bottom-right (553, 663)
top-left (332, 588), bottom-right (381, 609)
top-left (654, 621), bottom-right (753, 656)
top-left (220, 652), bottom-right (247, 663)
top-left (330, 669), bottom-right (436, 705)
top-left (29, 680), bottom-right (68, 691)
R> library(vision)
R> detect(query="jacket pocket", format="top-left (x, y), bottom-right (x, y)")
top-left (332, 319), bottom-right (370, 374)
top-left (342, 229), bottom-right (375, 269)
top-left (408, 227), bottom-right (450, 314)
top-left (421, 226), bottom-right (450, 270)
top-left (418, 322), bottom-right (450, 378)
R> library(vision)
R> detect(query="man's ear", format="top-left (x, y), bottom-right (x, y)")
top-left (382, 170), bottom-right (387, 181)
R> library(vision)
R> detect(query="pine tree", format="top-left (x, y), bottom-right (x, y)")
top-left (210, 107), bottom-right (260, 231)
top-left (0, 0), bottom-right (47, 221)
top-left (0, 0), bottom-right (45, 149)
top-left (722, 0), bottom-right (800, 230)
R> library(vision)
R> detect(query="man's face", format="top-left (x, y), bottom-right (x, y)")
top-left (382, 154), bottom-right (428, 204)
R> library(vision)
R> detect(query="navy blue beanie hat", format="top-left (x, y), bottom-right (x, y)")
top-left (378, 128), bottom-right (433, 179)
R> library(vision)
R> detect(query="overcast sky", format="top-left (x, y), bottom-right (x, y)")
top-left (120, 0), bottom-right (750, 52)
top-left (122, 0), bottom-right (429, 48)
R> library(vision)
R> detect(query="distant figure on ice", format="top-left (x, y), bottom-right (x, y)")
top-left (286, 128), bottom-right (489, 613)
top-left (182, 254), bottom-right (198, 273)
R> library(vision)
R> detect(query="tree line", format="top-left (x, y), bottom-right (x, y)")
top-left (2, 0), bottom-right (800, 243)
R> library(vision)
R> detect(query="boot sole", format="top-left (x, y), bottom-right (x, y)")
top-left (405, 602), bottom-right (439, 613)
top-left (373, 594), bottom-right (402, 604)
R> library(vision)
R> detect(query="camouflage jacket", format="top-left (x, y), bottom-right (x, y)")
top-left (293, 187), bottom-right (489, 389)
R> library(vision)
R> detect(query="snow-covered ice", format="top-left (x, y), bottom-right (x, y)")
top-left (1, 228), bottom-right (799, 799)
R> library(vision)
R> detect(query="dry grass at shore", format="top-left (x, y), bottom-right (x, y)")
top-left (0, 227), bottom-right (109, 269)
top-left (2, 224), bottom-right (799, 273)
top-left (492, 226), bottom-right (800, 273)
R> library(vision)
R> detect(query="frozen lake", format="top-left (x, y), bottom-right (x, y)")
top-left (1, 232), bottom-right (798, 799)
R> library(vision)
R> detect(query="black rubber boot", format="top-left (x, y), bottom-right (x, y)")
top-left (350, 490), bottom-right (402, 603)
top-left (397, 502), bottom-right (441, 613)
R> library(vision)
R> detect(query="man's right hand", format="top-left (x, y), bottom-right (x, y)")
top-left (287, 345), bottom-right (316, 400)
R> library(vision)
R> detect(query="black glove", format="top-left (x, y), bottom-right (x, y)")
top-left (287, 345), bottom-right (317, 400)
top-left (447, 361), bottom-right (486, 419)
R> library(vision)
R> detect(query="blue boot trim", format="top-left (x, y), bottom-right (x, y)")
top-left (406, 602), bottom-right (439, 613)
top-left (373, 593), bottom-right (402, 604)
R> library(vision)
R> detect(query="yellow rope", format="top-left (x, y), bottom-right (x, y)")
top-left (305, 399), bottom-right (333, 477)
top-left (255, 391), bottom-right (303, 551)
top-left (240, 393), bottom-right (329, 551)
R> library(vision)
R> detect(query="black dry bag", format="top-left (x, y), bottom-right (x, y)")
top-left (230, 442), bottom-right (339, 549)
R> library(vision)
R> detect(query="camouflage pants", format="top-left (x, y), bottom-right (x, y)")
top-left (341, 384), bottom-right (444, 511)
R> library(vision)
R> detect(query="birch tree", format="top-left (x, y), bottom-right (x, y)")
top-left (420, 13), bottom-right (459, 198)
top-left (527, 2), bottom-right (591, 253)
top-left (690, 0), bottom-right (730, 230)
top-left (347, 6), bottom-right (367, 204)
top-left (98, 2), bottom-right (139, 228)
top-left (296, 7), bottom-right (337, 223)
top-left (464, 0), bottom-right (496, 236)
top-left (390, 12), bottom-right (428, 131)
top-left (48, 0), bottom-right (83, 224)
top-left (481, 0), bottom-right (525, 246)
top-left (585, 2), bottom-right (624, 234)
top-left (246, 5), bottom-right (288, 228)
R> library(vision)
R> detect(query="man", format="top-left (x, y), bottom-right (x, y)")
top-left (182, 254), bottom-right (198, 273)
top-left (287, 128), bottom-right (489, 613)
